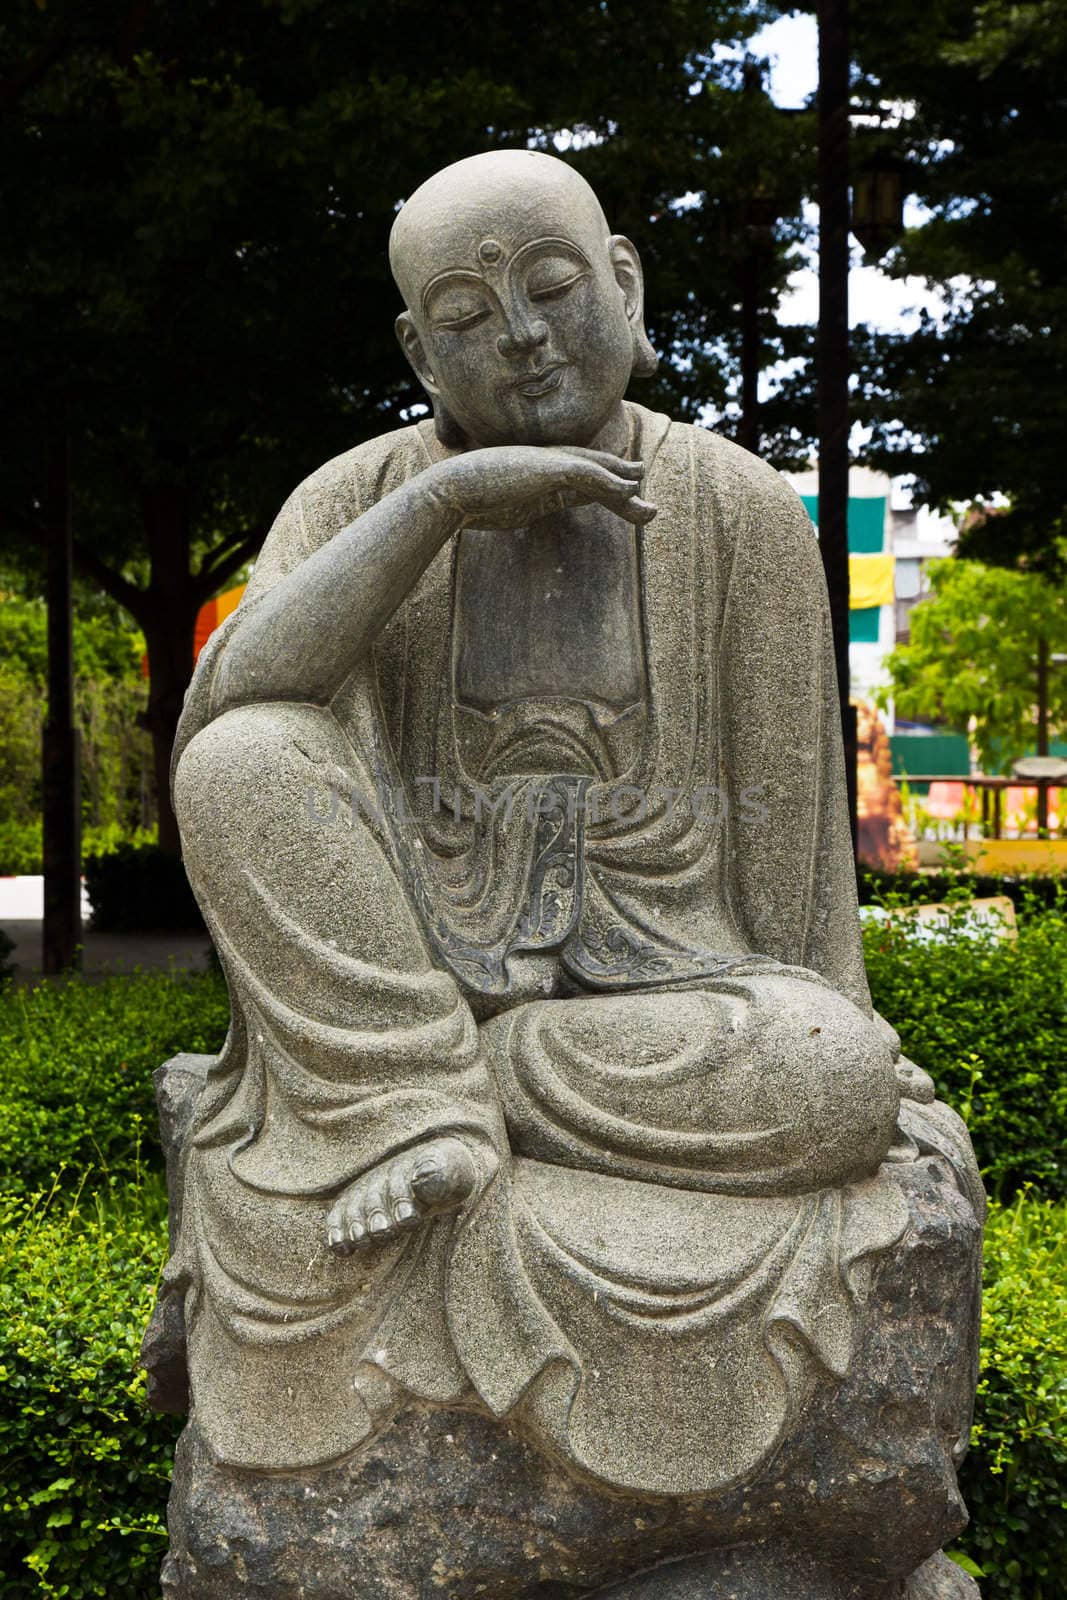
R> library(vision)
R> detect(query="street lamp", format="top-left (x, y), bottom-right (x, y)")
top-left (817, 0), bottom-right (910, 865)
top-left (851, 151), bottom-right (907, 258)
top-left (816, 0), bottom-right (856, 856)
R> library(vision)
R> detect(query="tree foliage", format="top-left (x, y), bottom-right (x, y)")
top-left (845, 0), bottom-right (1067, 573)
top-left (0, 590), bottom-right (153, 869)
top-left (877, 558), bottom-right (1067, 771)
top-left (0, 0), bottom-right (812, 846)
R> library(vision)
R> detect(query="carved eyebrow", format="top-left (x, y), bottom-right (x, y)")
top-left (421, 270), bottom-right (492, 320)
top-left (509, 235), bottom-right (594, 272)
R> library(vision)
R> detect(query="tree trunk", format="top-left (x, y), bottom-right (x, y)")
top-left (140, 486), bottom-right (198, 856)
top-left (42, 425), bottom-right (82, 973)
top-left (1036, 635), bottom-right (1049, 835)
top-left (141, 604), bottom-right (198, 854)
top-left (738, 252), bottom-right (760, 456)
top-left (817, 0), bottom-right (856, 862)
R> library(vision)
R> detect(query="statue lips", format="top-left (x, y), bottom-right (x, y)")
top-left (512, 362), bottom-right (566, 398)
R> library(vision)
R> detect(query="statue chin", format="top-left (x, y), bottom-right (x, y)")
top-left (145, 148), bottom-right (986, 1600)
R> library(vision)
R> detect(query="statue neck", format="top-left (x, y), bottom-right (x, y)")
top-left (583, 403), bottom-right (631, 459)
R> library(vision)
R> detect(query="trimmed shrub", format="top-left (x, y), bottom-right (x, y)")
top-left (0, 817), bottom-right (44, 877)
top-left (0, 594), bottom-right (155, 848)
top-left (860, 867), bottom-right (1067, 918)
top-left (955, 1194), bottom-right (1067, 1600)
top-left (84, 845), bottom-right (204, 933)
top-left (0, 972), bottom-right (229, 1192)
top-left (0, 821), bottom-right (158, 877)
top-left (864, 901), bottom-right (1067, 1200)
top-left (0, 1177), bottom-right (180, 1600)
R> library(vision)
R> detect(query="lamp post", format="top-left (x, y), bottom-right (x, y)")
top-left (816, 0), bottom-right (855, 856)
top-left (737, 187), bottom-right (778, 455)
top-left (816, 2), bottom-right (907, 864)
top-left (851, 153), bottom-right (907, 259)
top-left (42, 422), bottom-right (82, 975)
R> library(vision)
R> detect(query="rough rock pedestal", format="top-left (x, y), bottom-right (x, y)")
top-left (148, 1052), bottom-right (983, 1600)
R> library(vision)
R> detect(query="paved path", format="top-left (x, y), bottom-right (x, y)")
top-left (2, 919), bottom-right (214, 983)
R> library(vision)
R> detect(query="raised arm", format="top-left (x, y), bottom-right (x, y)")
top-left (212, 444), bottom-right (654, 712)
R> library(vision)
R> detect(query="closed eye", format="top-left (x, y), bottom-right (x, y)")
top-left (434, 307), bottom-right (492, 332)
top-left (529, 270), bottom-right (588, 303)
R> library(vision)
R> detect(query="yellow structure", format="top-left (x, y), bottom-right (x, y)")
top-left (964, 838), bottom-right (1067, 874)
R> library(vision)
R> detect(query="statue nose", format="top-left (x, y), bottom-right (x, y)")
top-left (497, 318), bottom-right (549, 359)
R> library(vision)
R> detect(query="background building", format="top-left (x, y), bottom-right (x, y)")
top-left (785, 465), bottom-right (967, 782)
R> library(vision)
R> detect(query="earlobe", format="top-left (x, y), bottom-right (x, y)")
top-left (395, 310), bottom-right (465, 448)
top-left (609, 235), bottom-right (643, 322)
top-left (609, 235), bottom-right (659, 380)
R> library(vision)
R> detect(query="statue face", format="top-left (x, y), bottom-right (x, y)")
top-left (392, 154), bottom-right (648, 449)
top-left (412, 230), bottom-right (634, 448)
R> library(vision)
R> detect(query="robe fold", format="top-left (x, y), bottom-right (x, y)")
top-left (164, 403), bottom-right (975, 1491)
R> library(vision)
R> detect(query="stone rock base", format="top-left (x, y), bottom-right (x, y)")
top-left (601, 1548), bottom-right (979, 1599)
top-left (161, 1162), bottom-right (981, 1600)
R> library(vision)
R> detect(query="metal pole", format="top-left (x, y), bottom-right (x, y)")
top-left (817, 0), bottom-right (857, 859)
top-left (42, 425), bottom-right (82, 974)
top-left (1036, 636), bottom-right (1049, 833)
top-left (739, 251), bottom-right (760, 456)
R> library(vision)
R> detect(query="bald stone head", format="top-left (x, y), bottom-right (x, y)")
top-left (390, 150), bottom-right (657, 449)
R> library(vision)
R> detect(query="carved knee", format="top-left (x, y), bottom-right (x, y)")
top-left (174, 701), bottom-right (345, 843)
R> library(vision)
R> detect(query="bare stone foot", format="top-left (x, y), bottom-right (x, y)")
top-left (325, 1136), bottom-right (477, 1254)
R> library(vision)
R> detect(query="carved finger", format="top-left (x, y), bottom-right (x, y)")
top-left (613, 495), bottom-right (658, 527)
top-left (559, 447), bottom-right (645, 479)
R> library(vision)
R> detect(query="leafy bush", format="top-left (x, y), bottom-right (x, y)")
top-left (0, 972), bottom-right (229, 1192)
top-left (84, 845), bottom-right (203, 933)
top-left (0, 1176), bottom-right (180, 1600)
top-left (0, 820), bottom-right (157, 876)
top-left (864, 900), bottom-right (1067, 1200)
top-left (0, 816), bottom-right (45, 877)
top-left (0, 595), bottom-right (154, 845)
top-left (0, 661), bottom-right (43, 840)
top-left (955, 1194), bottom-right (1067, 1600)
top-left (861, 867), bottom-right (1067, 918)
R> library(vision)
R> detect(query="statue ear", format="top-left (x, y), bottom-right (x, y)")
top-left (395, 311), bottom-right (468, 448)
top-left (609, 235), bottom-right (658, 380)
top-left (395, 311), bottom-right (437, 394)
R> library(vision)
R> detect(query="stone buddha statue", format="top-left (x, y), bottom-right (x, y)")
top-left (147, 151), bottom-right (985, 1600)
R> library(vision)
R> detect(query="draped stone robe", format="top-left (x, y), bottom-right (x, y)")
top-left (166, 403), bottom-right (978, 1496)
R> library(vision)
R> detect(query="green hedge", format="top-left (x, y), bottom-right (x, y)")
top-left (1, 907), bottom-right (1062, 1206)
top-left (0, 1178), bottom-right (180, 1600)
top-left (864, 900), bottom-right (1067, 1200)
top-left (860, 867), bottom-right (1067, 918)
top-left (0, 973), bottom-right (229, 1192)
top-left (957, 1194), bottom-right (1067, 1599)
top-left (1, 1179), bottom-right (1062, 1600)
top-left (84, 844), bottom-right (204, 934)
top-left (0, 821), bottom-right (158, 879)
